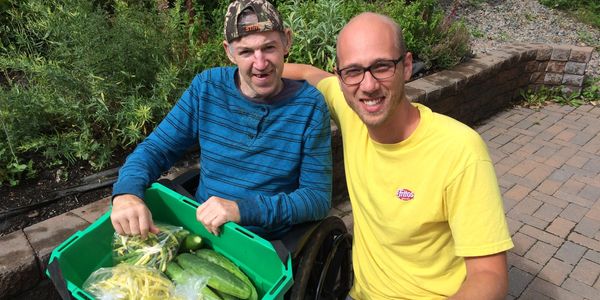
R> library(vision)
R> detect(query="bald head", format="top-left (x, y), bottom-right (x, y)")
top-left (337, 12), bottom-right (406, 60)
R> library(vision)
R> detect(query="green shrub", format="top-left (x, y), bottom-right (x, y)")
top-left (0, 0), bottom-right (229, 185)
top-left (279, 0), bottom-right (372, 72)
top-left (280, 0), bottom-right (471, 71)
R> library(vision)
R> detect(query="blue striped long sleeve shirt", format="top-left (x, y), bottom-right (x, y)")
top-left (113, 67), bottom-right (332, 237)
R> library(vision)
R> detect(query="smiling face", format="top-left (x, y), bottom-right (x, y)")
top-left (336, 13), bottom-right (413, 130)
top-left (223, 29), bottom-right (291, 101)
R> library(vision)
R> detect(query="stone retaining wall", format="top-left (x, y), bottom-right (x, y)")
top-left (0, 43), bottom-right (594, 299)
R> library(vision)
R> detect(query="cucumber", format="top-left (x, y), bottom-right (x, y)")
top-left (215, 288), bottom-right (241, 300)
top-left (176, 253), bottom-right (251, 299)
top-left (165, 261), bottom-right (223, 300)
top-left (181, 233), bottom-right (203, 252)
top-left (196, 249), bottom-right (258, 300)
top-left (165, 261), bottom-right (186, 282)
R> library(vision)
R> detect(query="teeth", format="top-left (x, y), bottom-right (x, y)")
top-left (363, 98), bottom-right (383, 106)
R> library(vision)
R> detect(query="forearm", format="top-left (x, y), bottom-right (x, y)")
top-left (283, 63), bottom-right (333, 86)
top-left (238, 186), bottom-right (331, 229)
top-left (450, 253), bottom-right (509, 300)
top-left (449, 270), bottom-right (508, 300)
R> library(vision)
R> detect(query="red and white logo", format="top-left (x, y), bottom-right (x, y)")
top-left (396, 189), bottom-right (414, 201)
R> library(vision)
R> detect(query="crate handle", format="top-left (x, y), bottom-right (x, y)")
top-left (74, 289), bottom-right (94, 300)
top-left (181, 197), bottom-right (199, 208)
top-left (267, 274), bottom-right (289, 296)
top-left (233, 226), bottom-right (255, 239)
top-left (56, 232), bottom-right (82, 253)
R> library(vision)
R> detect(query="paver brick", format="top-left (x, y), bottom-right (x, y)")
top-left (546, 217), bottom-right (576, 239)
top-left (557, 177), bottom-right (586, 195)
top-left (569, 232), bottom-right (600, 252)
top-left (524, 164), bottom-right (555, 187)
top-left (530, 190), bottom-right (569, 209)
top-left (536, 179), bottom-right (562, 195)
top-left (0, 231), bottom-right (40, 299)
top-left (565, 154), bottom-right (590, 168)
top-left (23, 212), bottom-right (89, 273)
top-left (559, 203), bottom-right (589, 222)
top-left (508, 252), bottom-right (544, 275)
top-left (533, 203), bottom-right (562, 222)
top-left (508, 266), bottom-right (534, 297)
top-left (579, 185), bottom-right (600, 203)
top-left (555, 190), bottom-right (595, 209)
top-left (584, 250), bottom-right (600, 265)
top-left (508, 159), bottom-right (539, 177)
top-left (562, 277), bottom-right (600, 300)
top-left (520, 225), bottom-right (564, 247)
top-left (519, 288), bottom-right (553, 300)
top-left (506, 216), bottom-right (523, 236)
top-left (70, 197), bottom-right (110, 223)
top-left (524, 241), bottom-right (558, 265)
top-left (512, 232), bottom-right (537, 256)
top-left (529, 278), bottom-right (584, 300)
top-left (510, 197), bottom-right (543, 215)
top-left (556, 241), bottom-right (587, 265)
top-left (505, 185), bottom-right (533, 202)
top-left (539, 258), bottom-right (573, 285)
top-left (586, 201), bottom-right (600, 222)
top-left (569, 258), bottom-right (600, 286)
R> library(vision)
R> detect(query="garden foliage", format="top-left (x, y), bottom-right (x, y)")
top-left (0, 0), bottom-right (471, 185)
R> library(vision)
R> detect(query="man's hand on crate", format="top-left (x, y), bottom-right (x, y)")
top-left (196, 196), bottom-right (241, 236)
top-left (111, 194), bottom-right (160, 239)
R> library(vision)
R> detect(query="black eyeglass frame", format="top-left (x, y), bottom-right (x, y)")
top-left (335, 54), bottom-right (406, 86)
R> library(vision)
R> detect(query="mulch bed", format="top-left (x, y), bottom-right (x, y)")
top-left (0, 161), bottom-right (120, 236)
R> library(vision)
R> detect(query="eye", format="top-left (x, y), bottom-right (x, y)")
top-left (371, 62), bottom-right (394, 73)
top-left (238, 49), bottom-right (252, 56)
top-left (342, 68), bottom-right (363, 78)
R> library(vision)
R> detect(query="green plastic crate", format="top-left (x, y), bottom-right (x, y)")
top-left (46, 183), bottom-right (293, 300)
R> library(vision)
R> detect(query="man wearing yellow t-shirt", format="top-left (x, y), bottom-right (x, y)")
top-left (284, 12), bottom-right (513, 300)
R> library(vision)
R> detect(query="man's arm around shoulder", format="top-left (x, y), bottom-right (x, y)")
top-left (283, 63), bottom-right (334, 87)
top-left (450, 252), bottom-right (509, 300)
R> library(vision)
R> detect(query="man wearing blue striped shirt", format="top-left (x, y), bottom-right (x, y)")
top-left (110, 0), bottom-right (332, 239)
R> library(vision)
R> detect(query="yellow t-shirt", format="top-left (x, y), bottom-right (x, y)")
top-left (317, 76), bottom-right (514, 299)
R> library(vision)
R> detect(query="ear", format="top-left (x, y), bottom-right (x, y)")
top-left (403, 52), bottom-right (413, 81)
top-left (223, 40), bottom-right (236, 64)
top-left (282, 28), bottom-right (293, 56)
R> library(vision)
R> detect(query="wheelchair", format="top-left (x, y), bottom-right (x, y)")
top-left (159, 168), bottom-right (353, 300)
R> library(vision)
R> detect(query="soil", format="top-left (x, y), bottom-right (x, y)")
top-left (0, 159), bottom-right (123, 236)
top-left (0, 149), bottom-right (201, 236)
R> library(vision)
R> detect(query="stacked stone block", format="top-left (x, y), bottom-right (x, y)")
top-left (406, 43), bottom-right (594, 126)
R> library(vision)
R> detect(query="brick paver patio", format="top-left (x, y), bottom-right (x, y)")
top-left (481, 103), bottom-right (600, 300)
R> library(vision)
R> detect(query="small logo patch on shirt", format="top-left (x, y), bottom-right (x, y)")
top-left (396, 189), bottom-right (414, 201)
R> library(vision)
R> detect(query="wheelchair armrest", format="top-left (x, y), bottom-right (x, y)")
top-left (157, 177), bottom-right (196, 200)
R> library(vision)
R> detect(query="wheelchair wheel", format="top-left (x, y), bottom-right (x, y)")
top-left (288, 216), bottom-right (353, 300)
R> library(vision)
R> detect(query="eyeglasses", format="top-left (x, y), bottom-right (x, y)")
top-left (336, 54), bottom-right (405, 86)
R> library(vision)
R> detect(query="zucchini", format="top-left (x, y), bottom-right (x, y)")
top-left (196, 249), bottom-right (258, 300)
top-left (176, 253), bottom-right (251, 299)
top-left (165, 261), bottom-right (223, 300)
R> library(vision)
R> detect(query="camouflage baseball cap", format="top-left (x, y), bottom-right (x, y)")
top-left (224, 0), bottom-right (284, 42)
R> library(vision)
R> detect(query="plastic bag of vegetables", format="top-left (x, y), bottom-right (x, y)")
top-left (112, 223), bottom-right (189, 272)
top-left (83, 264), bottom-right (176, 300)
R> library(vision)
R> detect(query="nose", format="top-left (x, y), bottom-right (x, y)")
top-left (253, 50), bottom-right (268, 70)
top-left (360, 70), bottom-right (380, 93)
